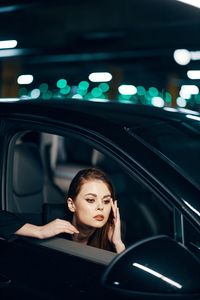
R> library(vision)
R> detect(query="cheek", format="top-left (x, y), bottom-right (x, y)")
top-left (75, 204), bottom-right (93, 220)
top-left (101, 207), bottom-right (112, 226)
top-left (105, 206), bottom-right (112, 219)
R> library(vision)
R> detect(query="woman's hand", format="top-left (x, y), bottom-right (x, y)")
top-left (38, 219), bottom-right (79, 239)
top-left (16, 219), bottom-right (79, 239)
top-left (108, 200), bottom-right (125, 253)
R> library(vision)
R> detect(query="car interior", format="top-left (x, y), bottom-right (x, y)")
top-left (7, 131), bottom-right (174, 248)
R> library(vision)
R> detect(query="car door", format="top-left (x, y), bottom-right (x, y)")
top-left (0, 110), bottom-right (199, 300)
top-left (0, 119), bottom-right (119, 300)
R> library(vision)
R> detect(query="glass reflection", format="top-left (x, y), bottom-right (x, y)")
top-left (132, 263), bottom-right (182, 289)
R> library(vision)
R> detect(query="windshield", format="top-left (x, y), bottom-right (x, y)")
top-left (128, 118), bottom-right (200, 189)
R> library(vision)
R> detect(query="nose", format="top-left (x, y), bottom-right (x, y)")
top-left (96, 201), bottom-right (104, 211)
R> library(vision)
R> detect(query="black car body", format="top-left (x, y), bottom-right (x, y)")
top-left (0, 99), bottom-right (200, 300)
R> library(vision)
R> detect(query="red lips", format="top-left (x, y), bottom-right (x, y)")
top-left (94, 215), bottom-right (104, 221)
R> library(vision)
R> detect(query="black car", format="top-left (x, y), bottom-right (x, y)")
top-left (0, 99), bottom-right (200, 300)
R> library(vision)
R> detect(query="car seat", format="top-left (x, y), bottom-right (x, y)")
top-left (11, 143), bottom-right (64, 224)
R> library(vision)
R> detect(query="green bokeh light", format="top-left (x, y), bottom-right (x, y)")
top-left (19, 87), bottom-right (28, 96)
top-left (39, 83), bottom-right (48, 93)
top-left (91, 87), bottom-right (102, 98)
top-left (78, 81), bottom-right (89, 91)
top-left (195, 94), bottom-right (200, 104)
top-left (117, 94), bottom-right (132, 102)
top-left (165, 92), bottom-right (172, 103)
top-left (149, 87), bottom-right (158, 97)
top-left (130, 96), bottom-right (138, 104)
top-left (137, 86), bottom-right (146, 96)
top-left (99, 82), bottom-right (109, 92)
top-left (117, 95), bottom-right (132, 103)
top-left (60, 85), bottom-right (71, 95)
top-left (84, 92), bottom-right (93, 100)
top-left (42, 91), bottom-right (53, 100)
top-left (144, 93), bottom-right (152, 105)
top-left (141, 97), bottom-right (148, 105)
top-left (121, 94), bottom-right (131, 100)
top-left (57, 79), bottom-right (67, 89)
top-left (77, 88), bottom-right (87, 96)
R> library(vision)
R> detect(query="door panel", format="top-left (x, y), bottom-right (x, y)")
top-left (0, 238), bottom-right (114, 300)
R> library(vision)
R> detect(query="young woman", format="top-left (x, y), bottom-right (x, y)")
top-left (0, 168), bottom-right (125, 253)
top-left (66, 168), bottom-right (125, 253)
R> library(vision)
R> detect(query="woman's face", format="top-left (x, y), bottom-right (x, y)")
top-left (70, 179), bottom-right (112, 228)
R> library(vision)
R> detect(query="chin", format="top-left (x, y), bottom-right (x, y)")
top-left (93, 224), bottom-right (104, 228)
top-left (92, 220), bottom-right (107, 228)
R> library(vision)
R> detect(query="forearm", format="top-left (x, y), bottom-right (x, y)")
top-left (15, 219), bottom-right (78, 239)
top-left (15, 223), bottom-right (43, 239)
top-left (114, 241), bottom-right (125, 253)
top-left (0, 211), bottom-right (27, 240)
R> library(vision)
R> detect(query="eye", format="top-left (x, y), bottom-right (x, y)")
top-left (104, 199), bottom-right (111, 204)
top-left (86, 198), bottom-right (95, 203)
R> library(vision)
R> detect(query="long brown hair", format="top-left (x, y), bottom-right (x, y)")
top-left (67, 168), bottom-right (115, 251)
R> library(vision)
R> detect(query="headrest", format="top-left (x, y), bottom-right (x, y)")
top-left (42, 203), bottom-right (73, 224)
top-left (65, 137), bottom-right (93, 164)
top-left (13, 143), bottom-right (44, 196)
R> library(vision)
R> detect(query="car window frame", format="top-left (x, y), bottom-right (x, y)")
top-left (2, 117), bottom-right (186, 261)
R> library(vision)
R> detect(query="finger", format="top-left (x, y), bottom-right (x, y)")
top-left (58, 220), bottom-right (79, 233)
top-left (110, 198), bottom-right (114, 209)
top-left (116, 207), bottom-right (120, 221)
top-left (55, 223), bottom-right (79, 234)
top-left (67, 223), bottom-right (79, 233)
top-left (60, 226), bottom-right (78, 235)
top-left (64, 229), bottom-right (76, 235)
top-left (67, 225), bottom-right (79, 234)
top-left (114, 200), bottom-right (118, 218)
top-left (111, 200), bottom-right (116, 218)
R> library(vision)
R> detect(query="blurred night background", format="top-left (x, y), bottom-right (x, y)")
top-left (1, 0), bottom-right (200, 110)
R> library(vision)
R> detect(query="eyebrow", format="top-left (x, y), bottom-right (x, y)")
top-left (103, 195), bottom-right (111, 199)
top-left (84, 193), bottom-right (111, 198)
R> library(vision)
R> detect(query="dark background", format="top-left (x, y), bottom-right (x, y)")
top-left (0, 0), bottom-right (200, 107)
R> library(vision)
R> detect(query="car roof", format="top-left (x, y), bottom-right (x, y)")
top-left (0, 98), bottom-right (198, 124)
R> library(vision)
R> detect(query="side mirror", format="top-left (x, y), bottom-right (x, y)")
top-left (102, 235), bottom-right (200, 299)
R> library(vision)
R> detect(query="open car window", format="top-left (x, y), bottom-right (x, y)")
top-left (7, 130), bottom-right (174, 255)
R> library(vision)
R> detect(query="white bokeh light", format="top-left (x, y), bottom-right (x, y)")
top-left (17, 75), bottom-right (33, 85)
top-left (72, 94), bottom-right (83, 99)
top-left (30, 89), bottom-right (40, 99)
top-left (88, 72), bottom-right (112, 82)
top-left (152, 97), bottom-right (165, 107)
top-left (173, 49), bottom-right (191, 65)
top-left (179, 85), bottom-right (199, 99)
top-left (118, 85), bottom-right (137, 95)
top-left (176, 97), bottom-right (187, 107)
top-left (187, 70), bottom-right (200, 79)
top-left (0, 40), bottom-right (17, 49)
